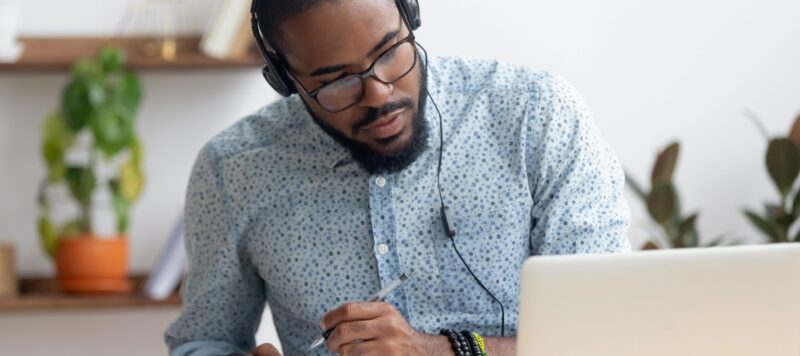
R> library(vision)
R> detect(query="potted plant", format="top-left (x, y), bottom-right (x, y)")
top-left (626, 142), bottom-right (728, 249)
top-left (743, 112), bottom-right (800, 243)
top-left (37, 46), bottom-right (144, 294)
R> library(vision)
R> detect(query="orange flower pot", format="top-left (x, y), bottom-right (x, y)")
top-left (54, 235), bottom-right (132, 294)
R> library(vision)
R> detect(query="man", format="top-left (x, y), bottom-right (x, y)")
top-left (165, 0), bottom-right (630, 355)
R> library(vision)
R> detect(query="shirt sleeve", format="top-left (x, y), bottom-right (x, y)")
top-left (524, 72), bottom-right (631, 255)
top-left (165, 144), bottom-right (267, 355)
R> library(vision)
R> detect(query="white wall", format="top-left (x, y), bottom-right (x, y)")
top-left (1, 0), bottom-right (799, 354)
top-left (413, 0), bottom-right (800, 247)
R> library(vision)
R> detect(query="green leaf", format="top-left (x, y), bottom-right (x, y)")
top-left (112, 190), bottom-right (130, 234)
top-left (65, 166), bottom-right (96, 205)
top-left (651, 142), bottom-right (680, 186)
top-left (681, 230), bottom-right (699, 248)
top-left (647, 183), bottom-right (676, 226)
top-left (41, 112), bottom-right (74, 183)
top-left (36, 180), bottom-right (48, 210)
top-left (766, 138), bottom-right (800, 196)
top-left (42, 111), bottom-right (74, 144)
top-left (91, 104), bottom-right (134, 156)
top-left (764, 203), bottom-right (781, 222)
top-left (98, 46), bottom-right (126, 74)
top-left (70, 58), bottom-right (101, 80)
top-left (677, 214), bottom-right (699, 248)
top-left (624, 171), bottom-right (647, 202)
top-left (668, 193), bottom-right (684, 229)
top-left (119, 156), bottom-right (145, 202)
top-left (114, 71), bottom-right (141, 115)
top-left (130, 136), bottom-right (143, 166)
top-left (789, 112), bottom-right (800, 146)
top-left (109, 178), bottom-right (120, 194)
top-left (744, 209), bottom-right (780, 242)
top-left (62, 78), bottom-right (106, 131)
top-left (42, 139), bottom-right (66, 183)
top-left (776, 211), bottom-right (796, 231)
top-left (37, 216), bottom-right (58, 257)
top-left (793, 228), bottom-right (800, 242)
top-left (791, 190), bottom-right (800, 217)
top-left (42, 137), bottom-right (62, 167)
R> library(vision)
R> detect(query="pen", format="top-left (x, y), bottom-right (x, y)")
top-left (306, 273), bottom-right (409, 351)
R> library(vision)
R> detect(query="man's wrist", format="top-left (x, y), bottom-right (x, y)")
top-left (483, 336), bottom-right (517, 356)
top-left (420, 333), bottom-right (453, 355)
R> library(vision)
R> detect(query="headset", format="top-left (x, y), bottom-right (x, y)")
top-left (249, 0), bottom-right (505, 337)
top-left (250, 0), bottom-right (421, 97)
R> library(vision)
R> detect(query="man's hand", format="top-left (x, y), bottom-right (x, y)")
top-left (321, 302), bottom-right (450, 355)
top-left (250, 343), bottom-right (281, 356)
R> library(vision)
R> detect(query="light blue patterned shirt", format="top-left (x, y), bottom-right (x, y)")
top-left (165, 56), bottom-right (631, 356)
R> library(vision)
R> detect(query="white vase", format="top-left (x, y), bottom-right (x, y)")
top-left (0, 1), bottom-right (23, 62)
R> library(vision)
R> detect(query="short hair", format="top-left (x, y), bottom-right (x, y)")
top-left (253, 0), bottom-right (341, 54)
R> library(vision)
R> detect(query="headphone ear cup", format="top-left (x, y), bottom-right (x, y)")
top-left (397, 0), bottom-right (421, 30)
top-left (250, 6), bottom-right (296, 96)
top-left (261, 66), bottom-right (290, 97)
top-left (261, 54), bottom-right (296, 97)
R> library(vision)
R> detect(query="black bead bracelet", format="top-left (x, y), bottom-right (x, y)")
top-left (440, 328), bottom-right (473, 356)
top-left (461, 330), bottom-right (483, 356)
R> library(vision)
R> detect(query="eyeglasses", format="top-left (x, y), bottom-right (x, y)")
top-left (286, 33), bottom-right (419, 113)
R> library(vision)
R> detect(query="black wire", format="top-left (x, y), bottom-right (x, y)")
top-left (449, 233), bottom-right (506, 338)
top-left (418, 42), bottom-right (506, 337)
top-left (429, 89), bottom-right (446, 210)
top-left (415, 42), bottom-right (447, 210)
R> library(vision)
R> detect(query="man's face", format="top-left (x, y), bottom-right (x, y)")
top-left (279, 0), bottom-right (426, 172)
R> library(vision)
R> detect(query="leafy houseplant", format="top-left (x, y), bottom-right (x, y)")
top-left (743, 113), bottom-right (800, 243)
top-left (37, 46), bottom-right (144, 293)
top-left (626, 142), bottom-right (725, 249)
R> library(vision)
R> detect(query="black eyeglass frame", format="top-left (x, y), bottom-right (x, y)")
top-left (287, 35), bottom-right (418, 113)
top-left (280, 21), bottom-right (419, 113)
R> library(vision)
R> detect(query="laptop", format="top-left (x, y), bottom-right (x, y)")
top-left (516, 243), bottom-right (800, 356)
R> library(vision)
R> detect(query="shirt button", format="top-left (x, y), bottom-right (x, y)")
top-left (375, 176), bottom-right (386, 187)
top-left (377, 243), bottom-right (389, 255)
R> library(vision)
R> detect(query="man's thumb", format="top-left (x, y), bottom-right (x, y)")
top-left (251, 343), bottom-right (282, 356)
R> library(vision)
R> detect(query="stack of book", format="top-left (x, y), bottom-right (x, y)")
top-left (200, 0), bottom-right (255, 59)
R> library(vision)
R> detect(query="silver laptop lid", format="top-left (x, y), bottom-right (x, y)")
top-left (517, 243), bottom-right (800, 356)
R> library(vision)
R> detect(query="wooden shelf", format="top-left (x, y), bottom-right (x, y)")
top-left (0, 274), bottom-right (181, 312)
top-left (0, 36), bottom-right (263, 72)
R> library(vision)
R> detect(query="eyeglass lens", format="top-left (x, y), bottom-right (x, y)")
top-left (316, 41), bottom-right (417, 112)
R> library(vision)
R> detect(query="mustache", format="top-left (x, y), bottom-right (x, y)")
top-left (351, 98), bottom-right (414, 135)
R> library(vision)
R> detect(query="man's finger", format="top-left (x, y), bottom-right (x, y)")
top-left (338, 339), bottom-right (380, 356)
top-left (320, 302), bottom-right (391, 330)
top-left (251, 343), bottom-right (282, 356)
top-left (325, 319), bottom-right (382, 352)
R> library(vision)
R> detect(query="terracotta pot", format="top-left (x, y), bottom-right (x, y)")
top-left (55, 235), bottom-right (132, 294)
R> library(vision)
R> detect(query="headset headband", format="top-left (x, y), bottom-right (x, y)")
top-left (250, 0), bottom-right (421, 97)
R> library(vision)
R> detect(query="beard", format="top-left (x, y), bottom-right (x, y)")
top-left (306, 63), bottom-right (429, 175)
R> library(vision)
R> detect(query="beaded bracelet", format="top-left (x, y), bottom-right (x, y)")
top-left (440, 328), bottom-right (473, 356)
top-left (472, 332), bottom-right (487, 355)
top-left (461, 330), bottom-right (484, 356)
